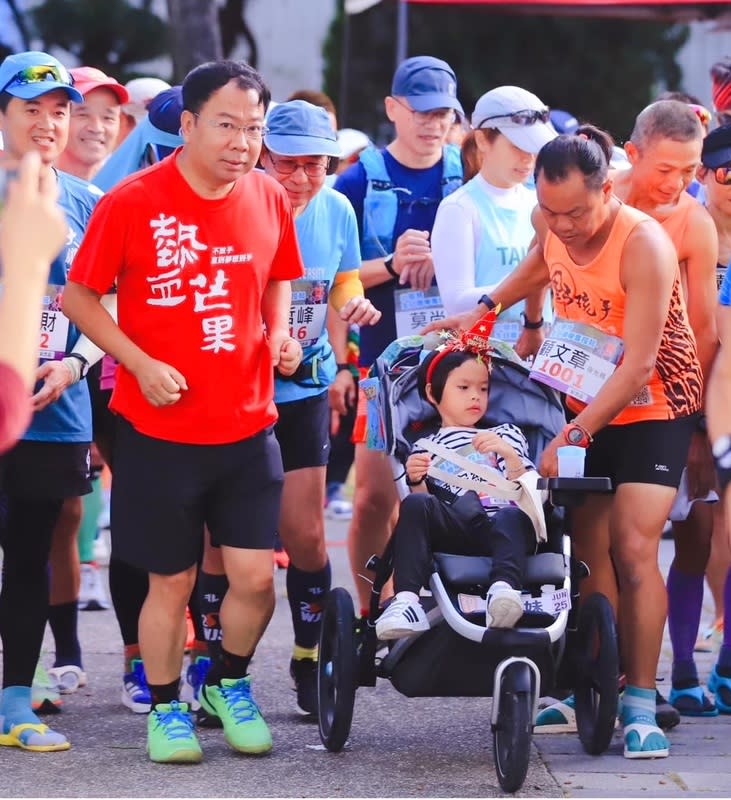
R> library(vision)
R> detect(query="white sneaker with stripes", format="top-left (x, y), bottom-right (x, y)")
top-left (375, 592), bottom-right (430, 640)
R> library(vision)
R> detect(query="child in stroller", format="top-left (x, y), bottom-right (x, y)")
top-left (316, 317), bottom-right (618, 794)
top-left (375, 318), bottom-right (540, 640)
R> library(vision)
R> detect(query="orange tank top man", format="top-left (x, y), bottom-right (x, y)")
top-left (425, 126), bottom-right (702, 761)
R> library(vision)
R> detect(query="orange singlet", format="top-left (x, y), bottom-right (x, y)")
top-left (544, 203), bottom-right (702, 425)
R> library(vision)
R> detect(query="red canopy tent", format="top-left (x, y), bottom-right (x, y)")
top-left (404, 0), bottom-right (731, 20)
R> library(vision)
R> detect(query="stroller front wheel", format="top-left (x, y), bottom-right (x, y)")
top-left (318, 587), bottom-right (358, 752)
top-left (574, 591), bottom-right (619, 755)
top-left (492, 661), bottom-right (534, 793)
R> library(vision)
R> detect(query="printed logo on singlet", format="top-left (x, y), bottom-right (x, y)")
top-left (550, 264), bottom-right (612, 322)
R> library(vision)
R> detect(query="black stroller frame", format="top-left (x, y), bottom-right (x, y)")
top-left (317, 336), bottom-right (620, 793)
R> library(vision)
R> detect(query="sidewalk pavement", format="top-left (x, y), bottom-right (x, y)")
top-left (1, 524), bottom-right (730, 798)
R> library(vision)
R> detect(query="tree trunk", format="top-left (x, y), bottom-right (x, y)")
top-left (166, 0), bottom-right (223, 81)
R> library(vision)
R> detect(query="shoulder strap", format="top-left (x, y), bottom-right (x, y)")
top-left (417, 437), bottom-right (547, 542)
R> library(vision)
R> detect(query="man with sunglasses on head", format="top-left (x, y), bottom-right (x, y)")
top-left (0, 50), bottom-right (105, 753)
top-left (334, 55), bottom-right (464, 619)
top-left (64, 60), bottom-right (304, 764)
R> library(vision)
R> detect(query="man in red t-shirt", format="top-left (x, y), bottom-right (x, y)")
top-left (64, 61), bottom-right (304, 764)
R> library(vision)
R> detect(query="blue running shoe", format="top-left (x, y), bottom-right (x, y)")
top-left (181, 655), bottom-right (211, 712)
top-left (122, 658), bottom-right (151, 714)
top-left (708, 666), bottom-right (731, 714)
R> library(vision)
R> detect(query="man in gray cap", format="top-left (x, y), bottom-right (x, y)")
top-left (334, 55), bottom-right (464, 620)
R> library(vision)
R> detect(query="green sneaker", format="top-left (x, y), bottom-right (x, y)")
top-left (147, 701), bottom-right (202, 763)
top-left (200, 676), bottom-right (272, 754)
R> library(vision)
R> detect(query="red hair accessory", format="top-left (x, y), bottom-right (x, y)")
top-left (425, 306), bottom-right (500, 385)
top-left (712, 74), bottom-right (731, 114)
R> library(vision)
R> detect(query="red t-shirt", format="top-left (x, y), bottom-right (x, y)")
top-left (68, 154), bottom-right (304, 444)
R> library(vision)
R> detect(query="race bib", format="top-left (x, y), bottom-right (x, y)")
top-left (40, 284), bottom-right (71, 361)
top-left (491, 319), bottom-right (521, 345)
top-left (457, 587), bottom-right (571, 616)
top-left (394, 286), bottom-right (445, 338)
top-left (289, 279), bottom-right (329, 348)
top-left (529, 318), bottom-right (624, 403)
top-left (717, 267), bottom-right (727, 293)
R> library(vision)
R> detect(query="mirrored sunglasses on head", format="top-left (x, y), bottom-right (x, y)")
top-left (715, 165), bottom-right (731, 185)
top-left (478, 108), bottom-right (550, 128)
top-left (1, 64), bottom-right (74, 94)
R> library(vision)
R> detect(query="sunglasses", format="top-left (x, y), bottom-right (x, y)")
top-left (0, 64), bottom-right (74, 94)
top-left (688, 103), bottom-right (712, 127)
top-left (477, 108), bottom-right (550, 128)
top-left (715, 165), bottom-right (731, 185)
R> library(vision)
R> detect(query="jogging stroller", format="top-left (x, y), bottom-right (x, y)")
top-left (317, 335), bottom-right (619, 793)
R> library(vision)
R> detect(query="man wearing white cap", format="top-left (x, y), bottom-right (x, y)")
top-left (117, 76), bottom-right (171, 145)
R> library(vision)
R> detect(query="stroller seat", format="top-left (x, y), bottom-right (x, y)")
top-left (433, 551), bottom-right (566, 589)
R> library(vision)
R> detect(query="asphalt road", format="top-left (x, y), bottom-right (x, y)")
top-left (2, 520), bottom-right (730, 798)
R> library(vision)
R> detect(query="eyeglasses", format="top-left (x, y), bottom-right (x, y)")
top-left (715, 165), bottom-right (731, 185)
top-left (688, 103), bottom-right (712, 127)
top-left (477, 108), bottom-right (551, 128)
top-left (267, 152), bottom-right (329, 178)
top-left (392, 97), bottom-right (457, 126)
top-left (0, 64), bottom-right (74, 94)
top-left (193, 113), bottom-right (268, 141)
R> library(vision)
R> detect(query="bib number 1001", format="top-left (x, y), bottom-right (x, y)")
top-left (534, 358), bottom-right (585, 390)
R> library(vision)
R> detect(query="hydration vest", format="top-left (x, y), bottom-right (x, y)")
top-left (359, 144), bottom-right (463, 260)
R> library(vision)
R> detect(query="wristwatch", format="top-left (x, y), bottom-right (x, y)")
top-left (383, 253), bottom-right (398, 278)
top-left (521, 312), bottom-right (544, 330)
top-left (67, 352), bottom-right (90, 379)
top-left (336, 363), bottom-right (351, 374)
top-left (479, 294), bottom-right (497, 311)
top-left (562, 422), bottom-right (593, 448)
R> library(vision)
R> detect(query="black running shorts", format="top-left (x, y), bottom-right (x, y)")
top-left (584, 414), bottom-right (696, 489)
top-left (0, 440), bottom-right (91, 500)
top-left (111, 416), bottom-right (284, 575)
top-left (274, 390), bottom-right (331, 473)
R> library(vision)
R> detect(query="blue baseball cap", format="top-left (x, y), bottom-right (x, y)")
top-left (264, 100), bottom-right (341, 158)
top-left (0, 51), bottom-right (82, 103)
top-left (702, 123), bottom-right (731, 168)
top-left (550, 109), bottom-right (579, 135)
top-left (391, 56), bottom-right (463, 116)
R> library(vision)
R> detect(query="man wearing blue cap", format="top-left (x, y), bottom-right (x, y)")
top-left (0, 50), bottom-right (102, 753)
top-left (334, 55), bottom-right (464, 617)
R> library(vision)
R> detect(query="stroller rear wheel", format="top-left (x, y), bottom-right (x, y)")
top-left (574, 592), bottom-right (619, 755)
top-left (493, 661), bottom-right (534, 793)
top-left (318, 587), bottom-right (358, 752)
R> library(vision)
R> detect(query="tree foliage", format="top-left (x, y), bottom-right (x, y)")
top-left (324, 1), bottom-right (689, 144)
top-left (32, 0), bottom-right (169, 80)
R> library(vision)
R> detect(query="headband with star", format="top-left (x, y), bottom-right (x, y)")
top-left (425, 306), bottom-right (501, 385)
